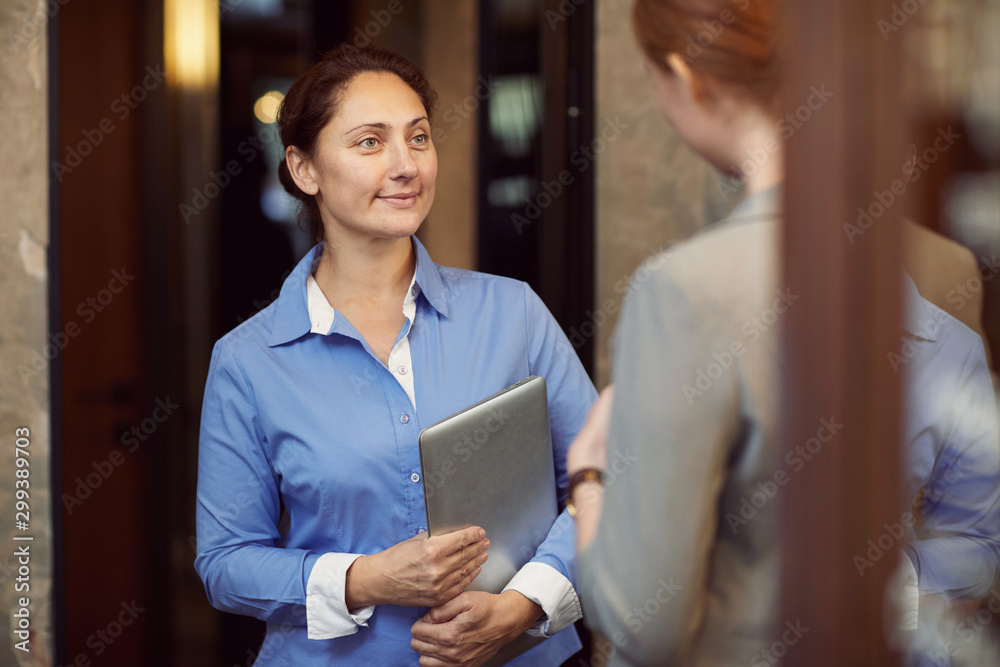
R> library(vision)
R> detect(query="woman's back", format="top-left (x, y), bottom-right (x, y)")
top-left (579, 188), bottom-right (788, 665)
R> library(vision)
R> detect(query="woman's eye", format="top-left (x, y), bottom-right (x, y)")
top-left (411, 134), bottom-right (428, 145)
top-left (360, 138), bottom-right (378, 148)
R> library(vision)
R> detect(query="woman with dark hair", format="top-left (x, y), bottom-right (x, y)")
top-left (566, 1), bottom-right (1000, 665)
top-left (195, 45), bottom-right (595, 665)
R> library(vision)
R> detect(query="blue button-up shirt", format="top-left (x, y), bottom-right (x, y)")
top-left (195, 237), bottom-right (596, 665)
top-left (900, 274), bottom-right (1000, 598)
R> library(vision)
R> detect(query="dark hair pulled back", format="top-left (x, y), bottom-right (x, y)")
top-left (276, 45), bottom-right (438, 244)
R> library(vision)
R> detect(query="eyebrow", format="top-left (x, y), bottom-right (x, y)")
top-left (345, 117), bottom-right (429, 134)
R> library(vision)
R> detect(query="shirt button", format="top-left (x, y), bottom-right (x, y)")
top-left (400, 414), bottom-right (410, 424)
top-left (398, 365), bottom-right (408, 375)
top-left (410, 472), bottom-right (420, 483)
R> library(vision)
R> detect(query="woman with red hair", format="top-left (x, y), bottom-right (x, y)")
top-left (567, 1), bottom-right (999, 665)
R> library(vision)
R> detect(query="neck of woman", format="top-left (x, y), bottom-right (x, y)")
top-left (314, 233), bottom-right (416, 308)
top-left (707, 95), bottom-right (784, 196)
top-left (732, 111), bottom-right (784, 196)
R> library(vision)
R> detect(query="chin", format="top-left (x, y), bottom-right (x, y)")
top-left (379, 213), bottom-right (426, 239)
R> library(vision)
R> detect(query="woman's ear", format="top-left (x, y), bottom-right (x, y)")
top-left (666, 52), bottom-right (707, 103)
top-left (285, 146), bottom-right (320, 196)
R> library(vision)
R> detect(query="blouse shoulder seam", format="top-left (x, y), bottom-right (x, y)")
top-left (217, 339), bottom-right (274, 468)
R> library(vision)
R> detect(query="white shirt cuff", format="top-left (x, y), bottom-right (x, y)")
top-left (306, 553), bottom-right (376, 639)
top-left (501, 561), bottom-right (582, 637)
top-left (898, 551), bottom-right (919, 631)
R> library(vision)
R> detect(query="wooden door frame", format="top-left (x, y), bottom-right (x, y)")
top-left (781, 1), bottom-right (905, 663)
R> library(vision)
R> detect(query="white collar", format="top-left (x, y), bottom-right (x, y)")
top-left (305, 271), bottom-right (419, 335)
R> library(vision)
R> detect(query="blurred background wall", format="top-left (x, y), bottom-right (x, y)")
top-left (0, 0), bottom-right (53, 662)
top-left (593, 0), bottom-right (738, 386)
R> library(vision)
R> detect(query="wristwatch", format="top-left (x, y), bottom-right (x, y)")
top-left (565, 468), bottom-right (604, 518)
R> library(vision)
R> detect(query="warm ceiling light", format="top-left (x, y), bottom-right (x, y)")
top-left (164, 0), bottom-right (219, 89)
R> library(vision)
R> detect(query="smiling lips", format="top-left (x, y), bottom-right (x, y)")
top-left (378, 192), bottom-right (419, 208)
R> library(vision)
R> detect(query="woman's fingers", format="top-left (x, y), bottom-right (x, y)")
top-left (429, 527), bottom-right (489, 575)
top-left (374, 526), bottom-right (491, 606)
top-left (435, 555), bottom-right (485, 603)
top-left (436, 526), bottom-right (487, 557)
top-left (459, 565), bottom-right (483, 592)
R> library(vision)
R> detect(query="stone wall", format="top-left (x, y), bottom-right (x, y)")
top-left (594, 0), bottom-right (741, 386)
top-left (0, 0), bottom-right (53, 663)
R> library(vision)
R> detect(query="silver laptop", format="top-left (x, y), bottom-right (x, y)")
top-left (419, 376), bottom-right (556, 664)
top-left (419, 375), bottom-right (557, 594)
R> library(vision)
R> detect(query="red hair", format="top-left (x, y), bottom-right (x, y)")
top-left (632, 0), bottom-right (781, 104)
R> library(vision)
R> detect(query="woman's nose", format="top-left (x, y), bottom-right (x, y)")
top-left (387, 139), bottom-right (418, 180)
